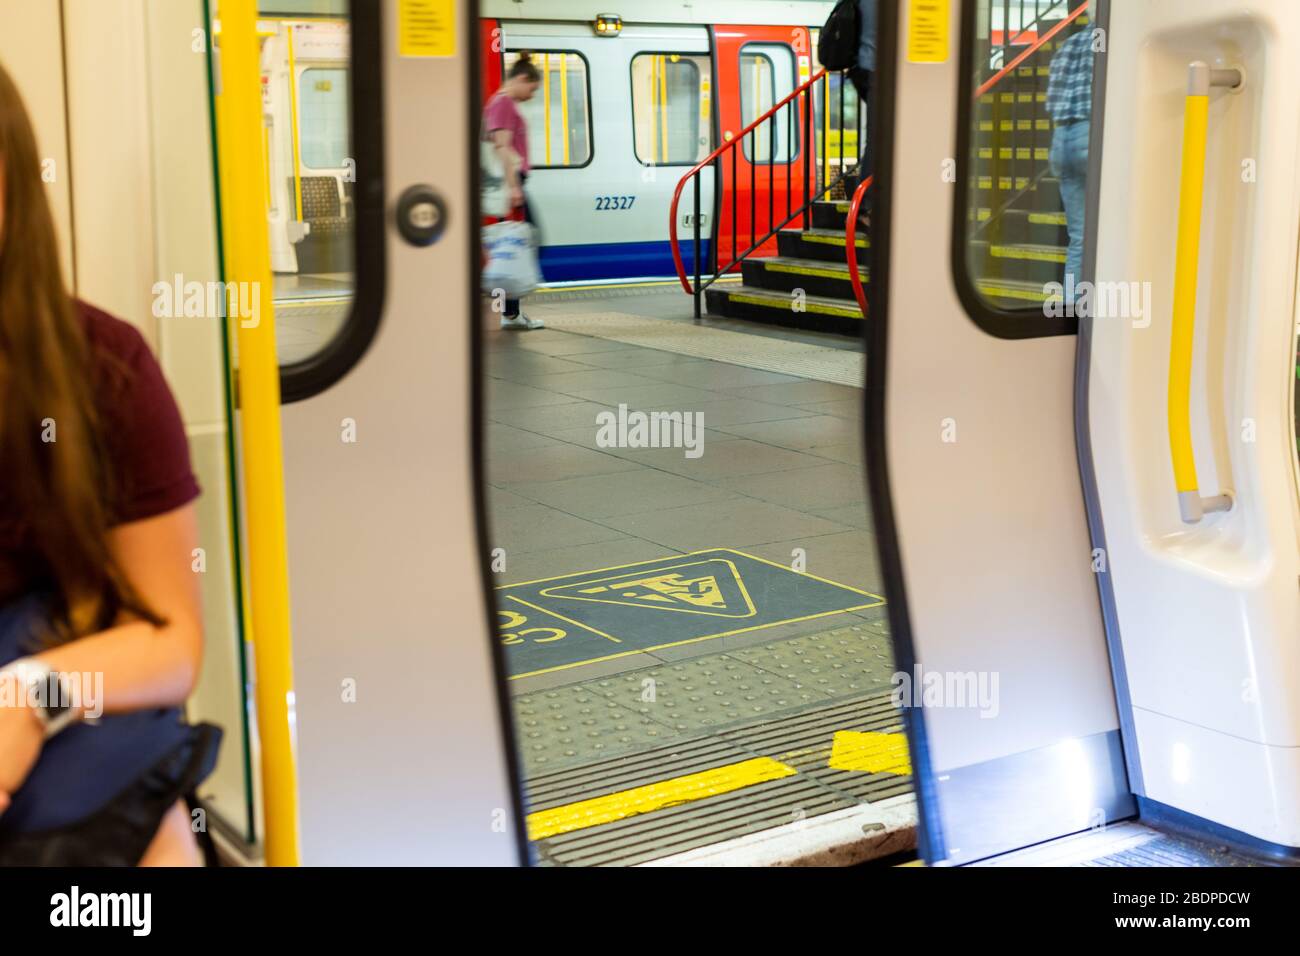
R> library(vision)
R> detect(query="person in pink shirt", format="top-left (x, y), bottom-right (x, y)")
top-left (485, 54), bottom-right (544, 330)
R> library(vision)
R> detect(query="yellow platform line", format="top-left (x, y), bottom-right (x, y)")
top-left (828, 730), bottom-right (912, 776)
top-left (527, 756), bottom-right (797, 840)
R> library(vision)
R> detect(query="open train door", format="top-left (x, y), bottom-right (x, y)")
top-left (712, 24), bottom-right (812, 265)
top-left (866, 0), bottom-right (1131, 864)
top-left (1085, 0), bottom-right (1300, 855)
top-left (872, 0), bottom-right (1300, 865)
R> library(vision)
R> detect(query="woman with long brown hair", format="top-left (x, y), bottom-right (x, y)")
top-left (0, 62), bottom-right (219, 865)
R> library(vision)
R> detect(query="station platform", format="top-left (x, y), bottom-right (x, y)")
top-left (484, 282), bottom-right (914, 866)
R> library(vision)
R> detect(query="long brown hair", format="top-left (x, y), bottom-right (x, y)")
top-left (0, 62), bottom-right (160, 641)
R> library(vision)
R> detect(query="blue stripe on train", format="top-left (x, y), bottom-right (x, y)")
top-left (538, 240), bottom-right (711, 283)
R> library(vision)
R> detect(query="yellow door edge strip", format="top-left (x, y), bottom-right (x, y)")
top-left (214, 0), bottom-right (301, 866)
top-left (526, 757), bottom-right (797, 840)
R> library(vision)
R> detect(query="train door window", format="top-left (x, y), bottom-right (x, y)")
top-left (299, 67), bottom-right (350, 168)
top-left (739, 43), bottom-right (798, 163)
top-left (243, 11), bottom-right (358, 372)
top-left (956, 0), bottom-right (1096, 335)
top-left (505, 50), bottom-right (592, 168)
top-left (630, 53), bottom-right (711, 166)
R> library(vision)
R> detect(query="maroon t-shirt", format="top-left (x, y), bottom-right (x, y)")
top-left (0, 302), bottom-right (200, 604)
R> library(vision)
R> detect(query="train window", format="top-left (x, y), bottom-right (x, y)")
top-left (739, 44), bottom-right (799, 163)
top-left (299, 67), bottom-right (350, 169)
top-left (236, 12), bottom-right (365, 377)
top-left (629, 53), bottom-right (711, 166)
top-left (505, 50), bottom-right (593, 169)
top-left (953, 0), bottom-right (1098, 338)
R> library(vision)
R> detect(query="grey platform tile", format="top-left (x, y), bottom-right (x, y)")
top-left (524, 368), bottom-right (663, 397)
top-left (741, 532), bottom-right (885, 597)
top-left (489, 400), bottom-right (616, 436)
top-left (556, 347), bottom-right (700, 370)
top-left (490, 442), bottom-right (642, 486)
top-left (562, 382), bottom-right (723, 407)
top-left (598, 497), bottom-right (851, 552)
top-left (800, 398), bottom-right (864, 419)
top-left (602, 439), bottom-right (829, 481)
top-left (644, 611), bottom-right (871, 662)
top-left (804, 443), bottom-right (867, 466)
top-left (508, 468), bottom-right (739, 520)
top-left (486, 380), bottom-right (583, 411)
top-left (716, 463), bottom-right (867, 512)
top-left (807, 502), bottom-right (875, 530)
top-left (716, 415), bottom-right (858, 452)
top-left (724, 380), bottom-right (860, 405)
top-left (677, 397), bottom-right (820, 426)
top-left (486, 353), bottom-right (595, 378)
top-left (584, 657), bottom-right (831, 735)
top-left (543, 424), bottom-right (736, 455)
top-left (488, 502), bottom-right (628, 554)
top-left (506, 651), bottom-right (666, 696)
top-left (486, 422), bottom-right (559, 455)
top-left (486, 486), bottom-right (538, 512)
top-left (629, 360), bottom-right (807, 390)
top-left (512, 684), bottom-right (684, 775)
top-left (513, 335), bottom-right (642, 357)
top-left (493, 537), bottom-right (679, 588)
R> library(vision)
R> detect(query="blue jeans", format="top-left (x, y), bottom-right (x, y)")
top-left (1050, 121), bottom-right (1090, 292)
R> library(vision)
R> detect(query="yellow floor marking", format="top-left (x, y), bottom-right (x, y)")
top-left (501, 549), bottom-right (885, 680)
top-left (505, 595), bottom-right (622, 644)
top-left (527, 756), bottom-right (797, 840)
top-left (827, 730), bottom-right (912, 776)
top-left (731, 293), bottom-right (863, 319)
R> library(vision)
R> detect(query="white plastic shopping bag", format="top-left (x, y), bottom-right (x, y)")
top-left (482, 220), bottom-right (542, 299)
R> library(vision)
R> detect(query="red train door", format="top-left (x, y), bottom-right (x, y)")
top-left (711, 24), bottom-right (812, 268)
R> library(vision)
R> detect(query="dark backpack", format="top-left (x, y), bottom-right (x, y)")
top-left (818, 0), bottom-right (861, 71)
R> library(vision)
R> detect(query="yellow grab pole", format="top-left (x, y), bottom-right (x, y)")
top-left (213, 0), bottom-right (302, 865)
top-left (823, 74), bottom-right (831, 187)
top-left (286, 23), bottom-right (304, 222)
top-left (561, 54), bottom-right (570, 165)
top-left (543, 53), bottom-right (552, 165)
top-left (1167, 62), bottom-right (1240, 524)
top-left (649, 54), bottom-right (659, 165)
top-left (659, 55), bottom-right (669, 164)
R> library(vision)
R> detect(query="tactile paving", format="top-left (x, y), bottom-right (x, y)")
top-left (728, 624), bottom-right (896, 698)
top-left (512, 685), bottom-right (682, 775)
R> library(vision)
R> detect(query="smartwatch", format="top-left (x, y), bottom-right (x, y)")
top-left (6, 658), bottom-right (81, 739)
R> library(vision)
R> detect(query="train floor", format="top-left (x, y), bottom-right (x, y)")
top-left (484, 282), bottom-right (914, 866)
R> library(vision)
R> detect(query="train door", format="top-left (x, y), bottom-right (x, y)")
top-left (712, 25), bottom-right (811, 266)
top-left (495, 20), bottom-right (714, 281)
top-left (1087, 0), bottom-right (1300, 852)
top-left (208, 0), bottom-right (524, 864)
top-left (868, 0), bottom-right (1129, 864)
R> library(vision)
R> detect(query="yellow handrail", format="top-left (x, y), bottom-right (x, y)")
top-left (1168, 61), bottom-right (1240, 524)
top-left (543, 53), bottom-right (552, 165)
top-left (213, 0), bottom-right (302, 865)
top-left (561, 53), bottom-right (570, 165)
top-left (286, 23), bottom-right (304, 222)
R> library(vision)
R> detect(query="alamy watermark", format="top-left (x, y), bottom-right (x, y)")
top-left (891, 665), bottom-right (1000, 719)
top-left (1043, 275), bottom-right (1153, 328)
top-left (596, 404), bottom-right (705, 459)
top-left (152, 274), bottom-right (261, 328)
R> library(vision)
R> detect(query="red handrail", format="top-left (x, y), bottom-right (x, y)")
top-left (974, 3), bottom-right (1088, 99)
top-left (669, 67), bottom-right (828, 293)
top-left (671, 4), bottom-right (1088, 300)
top-left (846, 175), bottom-right (873, 318)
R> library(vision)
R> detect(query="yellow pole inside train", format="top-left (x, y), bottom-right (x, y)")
top-left (213, 0), bottom-right (302, 866)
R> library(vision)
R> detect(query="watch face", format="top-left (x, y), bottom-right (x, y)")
top-left (33, 672), bottom-right (73, 720)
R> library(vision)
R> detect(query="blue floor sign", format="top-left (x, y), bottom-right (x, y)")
top-left (497, 549), bottom-right (884, 678)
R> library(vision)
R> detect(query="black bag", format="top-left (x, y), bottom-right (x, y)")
top-left (818, 0), bottom-right (862, 71)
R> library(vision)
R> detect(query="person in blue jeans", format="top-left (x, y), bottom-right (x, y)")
top-left (846, 0), bottom-right (877, 226)
top-left (1045, 7), bottom-right (1095, 296)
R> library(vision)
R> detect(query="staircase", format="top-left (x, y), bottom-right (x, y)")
top-left (703, 199), bottom-right (868, 336)
top-left (701, 7), bottom-right (1091, 335)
